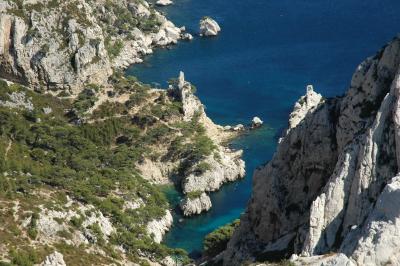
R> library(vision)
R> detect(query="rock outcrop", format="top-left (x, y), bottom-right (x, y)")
top-left (251, 116), bottom-right (263, 128)
top-left (180, 192), bottom-right (212, 216)
top-left (182, 149), bottom-right (245, 194)
top-left (223, 37), bottom-right (400, 265)
top-left (156, 0), bottom-right (173, 6)
top-left (167, 72), bottom-right (246, 215)
top-left (199, 17), bottom-right (221, 36)
top-left (0, 0), bottom-right (185, 94)
top-left (146, 210), bottom-right (173, 243)
top-left (40, 251), bottom-right (66, 266)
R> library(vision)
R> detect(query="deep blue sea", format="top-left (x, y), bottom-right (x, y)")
top-left (126, 0), bottom-right (400, 256)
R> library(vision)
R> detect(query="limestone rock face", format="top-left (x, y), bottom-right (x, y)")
top-left (199, 17), bottom-right (221, 36)
top-left (167, 72), bottom-right (246, 216)
top-left (291, 253), bottom-right (356, 266)
top-left (182, 149), bottom-right (245, 194)
top-left (146, 210), bottom-right (173, 243)
top-left (180, 192), bottom-right (212, 216)
top-left (288, 85), bottom-right (323, 132)
top-left (223, 37), bottom-right (400, 265)
top-left (40, 251), bottom-right (66, 266)
top-left (0, 0), bottom-right (184, 94)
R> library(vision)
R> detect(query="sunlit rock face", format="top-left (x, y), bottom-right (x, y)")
top-left (0, 0), bottom-right (186, 94)
top-left (223, 37), bottom-right (400, 266)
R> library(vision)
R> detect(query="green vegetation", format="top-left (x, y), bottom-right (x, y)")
top-left (27, 212), bottom-right (39, 240)
top-left (203, 219), bottom-right (240, 257)
top-left (0, 80), bottom-right (189, 262)
top-left (105, 37), bottom-right (124, 59)
top-left (186, 190), bottom-right (203, 199)
top-left (72, 86), bottom-right (99, 116)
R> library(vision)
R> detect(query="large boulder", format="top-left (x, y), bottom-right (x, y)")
top-left (40, 251), bottom-right (66, 266)
top-left (199, 17), bottom-right (221, 36)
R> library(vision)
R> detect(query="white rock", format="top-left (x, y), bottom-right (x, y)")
top-left (251, 116), bottom-right (263, 128)
top-left (182, 149), bottom-right (245, 195)
top-left (146, 210), bottom-right (173, 243)
top-left (156, 0), bottom-right (173, 6)
top-left (223, 37), bottom-right (400, 265)
top-left (181, 32), bottom-right (193, 41)
top-left (233, 124), bottom-right (244, 131)
top-left (199, 17), bottom-right (221, 36)
top-left (41, 251), bottom-right (66, 266)
top-left (180, 192), bottom-right (212, 216)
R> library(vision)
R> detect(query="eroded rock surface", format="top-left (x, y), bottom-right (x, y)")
top-left (146, 210), bottom-right (173, 243)
top-left (199, 17), bottom-right (221, 36)
top-left (223, 37), bottom-right (400, 265)
top-left (179, 192), bottom-right (212, 216)
top-left (0, 0), bottom-right (185, 93)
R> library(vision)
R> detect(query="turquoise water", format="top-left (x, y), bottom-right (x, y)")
top-left (126, 0), bottom-right (400, 256)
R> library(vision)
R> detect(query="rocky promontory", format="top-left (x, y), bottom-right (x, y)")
top-left (222, 36), bottom-right (400, 265)
top-left (0, 0), bottom-right (187, 93)
top-left (0, 0), bottom-right (245, 265)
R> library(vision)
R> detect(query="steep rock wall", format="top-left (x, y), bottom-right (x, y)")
top-left (223, 37), bottom-right (400, 265)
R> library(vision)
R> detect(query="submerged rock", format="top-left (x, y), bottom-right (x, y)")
top-left (199, 17), bottom-right (221, 36)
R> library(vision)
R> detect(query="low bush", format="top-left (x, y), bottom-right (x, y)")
top-left (203, 219), bottom-right (240, 257)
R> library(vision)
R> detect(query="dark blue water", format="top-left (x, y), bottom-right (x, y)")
top-left (126, 0), bottom-right (400, 255)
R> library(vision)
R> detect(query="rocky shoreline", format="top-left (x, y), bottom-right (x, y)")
top-left (0, 0), bottom-right (251, 263)
top-left (221, 37), bottom-right (400, 266)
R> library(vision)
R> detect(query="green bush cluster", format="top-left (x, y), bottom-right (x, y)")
top-left (0, 84), bottom-right (188, 261)
top-left (72, 87), bottom-right (99, 116)
top-left (203, 219), bottom-right (240, 257)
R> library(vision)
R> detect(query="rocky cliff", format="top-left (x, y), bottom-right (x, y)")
top-left (0, 0), bottom-right (186, 94)
top-left (0, 1), bottom-right (245, 264)
top-left (223, 37), bottom-right (400, 265)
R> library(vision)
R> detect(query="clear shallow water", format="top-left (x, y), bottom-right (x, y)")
top-left (126, 0), bottom-right (400, 255)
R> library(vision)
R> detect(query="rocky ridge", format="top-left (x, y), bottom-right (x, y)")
top-left (170, 72), bottom-right (246, 216)
top-left (0, 1), bottom-right (247, 264)
top-left (223, 37), bottom-right (400, 265)
top-left (0, 0), bottom-right (188, 93)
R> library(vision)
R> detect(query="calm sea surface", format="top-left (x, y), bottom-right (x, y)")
top-left (126, 0), bottom-right (400, 255)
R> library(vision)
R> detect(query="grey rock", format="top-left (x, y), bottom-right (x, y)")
top-left (180, 192), bottom-right (212, 216)
top-left (223, 37), bottom-right (400, 265)
top-left (200, 17), bottom-right (221, 36)
top-left (40, 251), bottom-right (66, 266)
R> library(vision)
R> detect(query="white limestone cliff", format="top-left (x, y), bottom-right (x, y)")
top-left (146, 210), bottom-right (173, 243)
top-left (223, 37), bottom-right (400, 265)
top-left (0, 0), bottom-right (186, 94)
top-left (179, 192), bottom-right (212, 216)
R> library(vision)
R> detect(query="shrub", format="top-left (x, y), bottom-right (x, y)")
top-left (203, 219), bottom-right (240, 257)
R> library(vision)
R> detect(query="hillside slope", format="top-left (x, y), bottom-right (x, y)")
top-left (0, 0), bottom-right (245, 265)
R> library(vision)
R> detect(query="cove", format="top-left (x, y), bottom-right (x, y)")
top-left (126, 0), bottom-right (400, 256)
